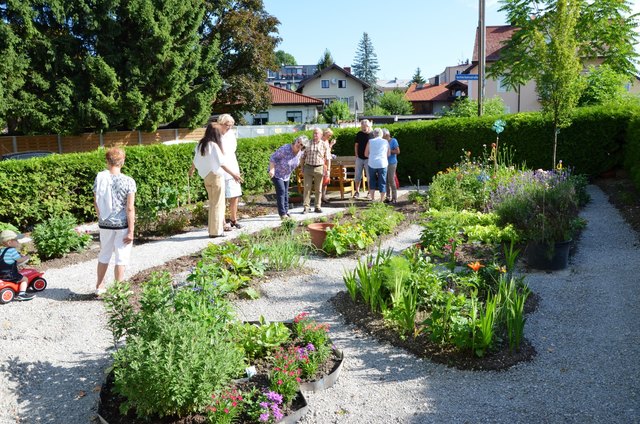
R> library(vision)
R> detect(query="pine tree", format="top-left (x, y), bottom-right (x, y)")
top-left (410, 68), bottom-right (426, 85)
top-left (352, 32), bottom-right (380, 108)
top-left (317, 49), bottom-right (334, 70)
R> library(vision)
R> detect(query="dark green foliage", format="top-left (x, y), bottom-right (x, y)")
top-left (624, 112), bottom-right (640, 189)
top-left (322, 101), bottom-right (352, 123)
top-left (0, 0), bottom-right (222, 134)
top-left (205, 0), bottom-right (280, 118)
top-left (378, 90), bottom-right (413, 115)
top-left (410, 68), bottom-right (426, 85)
top-left (275, 50), bottom-right (296, 66)
top-left (352, 32), bottom-right (380, 108)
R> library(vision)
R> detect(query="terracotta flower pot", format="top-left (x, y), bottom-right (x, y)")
top-left (307, 223), bottom-right (335, 249)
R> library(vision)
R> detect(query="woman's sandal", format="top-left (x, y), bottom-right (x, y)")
top-left (230, 220), bottom-right (243, 229)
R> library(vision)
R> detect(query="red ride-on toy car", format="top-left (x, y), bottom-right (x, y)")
top-left (0, 268), bottom-right (47, 304)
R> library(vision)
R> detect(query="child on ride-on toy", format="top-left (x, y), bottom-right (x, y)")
top-left (0, 230), bottom-right (35, 301)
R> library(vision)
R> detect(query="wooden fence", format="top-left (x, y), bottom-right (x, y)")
top-left (0, 128), bottom-right (207, 155)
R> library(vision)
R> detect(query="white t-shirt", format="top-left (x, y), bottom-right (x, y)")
top-left (193, 142), bottom-right (227, 179)
top-left (367, 137), bottom-right (389, 169)
top-left (221, 130), bottom-right (240, 180)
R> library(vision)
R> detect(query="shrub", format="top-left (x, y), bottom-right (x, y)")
top-left (30, 214), bottom-right (92, 260)
top-left (108, 274), bottom-right (244, 418)
top-left (489, 169), bottom-right (580, 245)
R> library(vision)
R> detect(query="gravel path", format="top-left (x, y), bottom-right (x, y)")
top-left (1, 186), bottom-right (639, 424)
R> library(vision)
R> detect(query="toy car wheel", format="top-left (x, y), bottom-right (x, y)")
top-left (30, 278), bottom-right (47, 292)
top-left (0, 288), bottom-right (15, 304)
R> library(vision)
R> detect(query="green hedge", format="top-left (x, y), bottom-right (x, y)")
top-left (624, 111), bottom-right (640, 188)
top-left (1, 105), bottom-right (637, 230)
top-left (334, 105), bottom-right (635, 184)
top-left (0, 135), bottom-right (292, 229)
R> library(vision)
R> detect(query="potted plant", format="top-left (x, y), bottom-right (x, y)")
top-left (490, 169), bottom-right (581, 270)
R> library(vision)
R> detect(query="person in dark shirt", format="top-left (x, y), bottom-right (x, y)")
top-left (354, 119), bottom-right (372, 198)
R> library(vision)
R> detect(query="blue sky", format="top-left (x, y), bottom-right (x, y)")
top-left (263, 0), bottom-right (640, 80)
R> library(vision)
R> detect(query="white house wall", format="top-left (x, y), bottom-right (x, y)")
top-left (299, 69), bottom-right (366, 114)
top-left (242, 105), bottom-right (319, 125)
top-left (467, 77), bottom-right (540, 113)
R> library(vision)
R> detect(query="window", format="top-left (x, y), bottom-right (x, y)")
top-left (322, 98), bottom-right (333, 106)
top-left (338, 80), bottom-right (347, 88)
top-left (286, 111), bottom-right (303, 123)
top-left (253, 112), bottom-right (268, 125)
top-left (321, 80), bottom-right (330, 88)
top-left (497, 76), bottom-right (511, 93)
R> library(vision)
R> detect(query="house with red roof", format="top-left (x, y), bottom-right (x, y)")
top-left (404, 80), bottom-right (468, 115)
top-left (463, 25), bottom-right (540, 113)
top-left (242, 85), bottom-right (323, 125)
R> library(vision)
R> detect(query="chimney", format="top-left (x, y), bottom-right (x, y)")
top-left (344, 66), bottom-right (351, 74)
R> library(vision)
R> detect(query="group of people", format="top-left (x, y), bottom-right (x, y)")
top-left (268, 127), bottom-right (338, 218)
top-left (267, 119), bottom-right (400, 218)
top-left (16, 117), bottom-right (396, 298)
top-left (354, 119), bottom-right (401, 203)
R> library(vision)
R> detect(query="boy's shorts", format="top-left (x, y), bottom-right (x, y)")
top-left (98, 228), bottom-right (133, 265)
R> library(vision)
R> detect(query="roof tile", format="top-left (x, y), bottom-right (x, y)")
top-left (269, 85), bottom-right (323, 105)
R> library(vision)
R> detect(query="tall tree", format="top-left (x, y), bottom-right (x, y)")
top-left (275, 50), bottom-right (296, 66)
top-left (317, 49), bottom-right (334, 70)
top-left (533, 0), bottom-right (584, 168)
top-left (352, 32), bottom-right (380, 108)
top-left (490, 0), bottom-right (639, 88)
top-left (98, 0), bottom-right (221, 131)
top-left (203, 0), bottom-right (281, 119)
top-left (0, 0), bottom-right (223, 134)
top-left (410, 67), bottom-right (426, 85)
top-left (491, 0), bottom-right (637, 167)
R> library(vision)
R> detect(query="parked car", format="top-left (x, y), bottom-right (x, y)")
top-left (0, 151), bottom-right (53, 161)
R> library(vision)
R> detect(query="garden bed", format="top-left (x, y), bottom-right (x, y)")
top-left (331, 289), bottom-right (539, 371)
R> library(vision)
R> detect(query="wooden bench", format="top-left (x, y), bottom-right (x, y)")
top-left (295, 156), bottom-right (367, 200)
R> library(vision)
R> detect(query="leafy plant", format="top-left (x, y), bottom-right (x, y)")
top-left (103, 281), bottom-right (136, 348)
top-left (31, 213), bottom-right (92, 260)
top-left (110, 277), bottom-right (244, 418)
top-left (323, 222), bottom-right (374, 256)
top-left (237, 317), bottom-right (291, 360)
top-left (293, 312), bottom-right (331, 350)
top-left (490, 169), bottom-right (580, 246)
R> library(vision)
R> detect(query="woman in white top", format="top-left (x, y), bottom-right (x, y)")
top-left (189, 123), bottom-right (242, 238)
top-left (364, 128), bottom-right (390, 202)
top-left (218, 114), bottom-right (243, 229)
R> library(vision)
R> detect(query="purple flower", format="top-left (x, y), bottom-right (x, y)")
top-left (272, 404), bottom-right (284, 420)
top-left (259, 401), bottom-right (269, 408)
top-left (259, 412), bottom-right (270, 422)
top-left (266, 391), bottom-right (283, 404)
